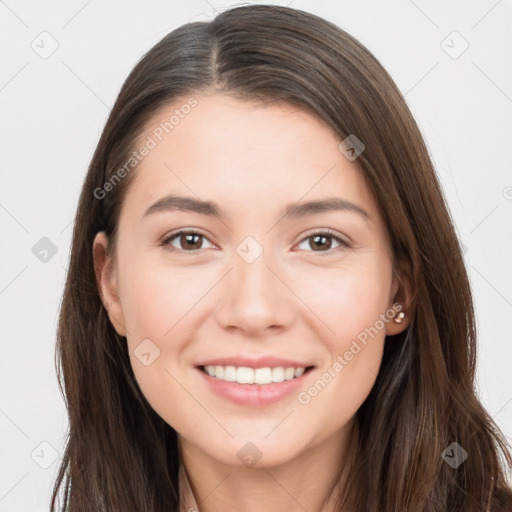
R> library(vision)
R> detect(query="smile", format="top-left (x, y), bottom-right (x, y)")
top-left (201, 364), bottom-right (313, 384)
top-left (197, 364), bottom-right (316, 407)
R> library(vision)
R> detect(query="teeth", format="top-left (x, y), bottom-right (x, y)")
top-left (214, 365), bottom-right (224, 379)
top-left (203, 365), bottom-right (308, 384)
top-left (223, 365), bottom-right (237, 381)
top-left (271, 367), bottom-right (285, 382)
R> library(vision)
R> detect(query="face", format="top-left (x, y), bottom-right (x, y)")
top-left (93, 92), bottom-right (410, 469)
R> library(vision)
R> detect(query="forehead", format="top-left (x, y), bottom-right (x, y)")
top-left (121, 92), bottom-right (379, 223)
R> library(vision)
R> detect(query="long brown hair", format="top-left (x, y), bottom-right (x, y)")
top-left (51, 4), bottom-right (512, 511)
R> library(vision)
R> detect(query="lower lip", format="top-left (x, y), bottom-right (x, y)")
top-left (196, 366), bottom-right (314, 407)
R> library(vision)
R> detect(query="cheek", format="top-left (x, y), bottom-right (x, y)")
top-left (119, 255), bottom-right (201, 342)
top-left (292, 257), bottom-right (393, 345)
top-left (119, 260), bottom-right (198, 428)
top-left (118, 255), bottom-right (220, 405)
top-left (120, 247), bottom-right (393, 359)
top-left (292, 260), bottom-right (392, 425)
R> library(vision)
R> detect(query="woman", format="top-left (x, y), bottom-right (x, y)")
top-left (51, 4), bottom-right (512, 511)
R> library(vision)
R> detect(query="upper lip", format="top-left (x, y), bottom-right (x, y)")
top-left (196, 356), bottom-right (315, 369)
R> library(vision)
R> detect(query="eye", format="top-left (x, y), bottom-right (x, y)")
top-left (296, 229), bottom-right (352, 255)
top-left (162, 230), bottom-right (215, 252)
top-left (161, 228), bottom-right (351, 255)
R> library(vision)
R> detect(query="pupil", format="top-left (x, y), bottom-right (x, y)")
top-left (183, 233), bottom-right (201, 249)
top-left (311, 235), bottom-right (331, 251)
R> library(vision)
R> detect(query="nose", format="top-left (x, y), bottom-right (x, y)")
top-left (215, 249), bottom-right (295, 337)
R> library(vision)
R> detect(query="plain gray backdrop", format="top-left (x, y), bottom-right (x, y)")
top-left (1, 0), bottom-right (511, 510)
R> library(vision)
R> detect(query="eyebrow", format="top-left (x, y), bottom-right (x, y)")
top-left (142, 195), bottom-right (370, 221)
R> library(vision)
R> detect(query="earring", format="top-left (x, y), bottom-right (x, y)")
top-left (394, 311), bottom-right (405, 324)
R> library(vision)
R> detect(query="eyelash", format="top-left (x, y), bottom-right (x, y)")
top-left (161, 228), bottom-right (352, 256)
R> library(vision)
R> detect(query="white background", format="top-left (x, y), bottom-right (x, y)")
top-left (1, 0), bottom-right (511, 510)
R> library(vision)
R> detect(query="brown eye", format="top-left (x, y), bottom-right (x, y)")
top-left (163, 230), bottom-right (214, 252)
top-left (296, 230), bottom-right (351, 255)
top-left (309, 234), bottom-right (333, 251)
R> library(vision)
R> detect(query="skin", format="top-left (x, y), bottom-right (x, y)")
top-left (93, 92), bottom-right (412, 512)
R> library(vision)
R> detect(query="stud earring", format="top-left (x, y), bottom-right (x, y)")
top-left (394, 311), bottom-right (405, 324)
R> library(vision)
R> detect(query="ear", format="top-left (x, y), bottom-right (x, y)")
top-left (386, 258), bottom-right (415, 336)
top-left (92, 231), bottom-right (127, 337)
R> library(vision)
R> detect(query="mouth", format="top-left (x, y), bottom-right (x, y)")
top-left (197, 364), bottom-right (316, 385)
top-left (195, 363), bottom-right (316, 407)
